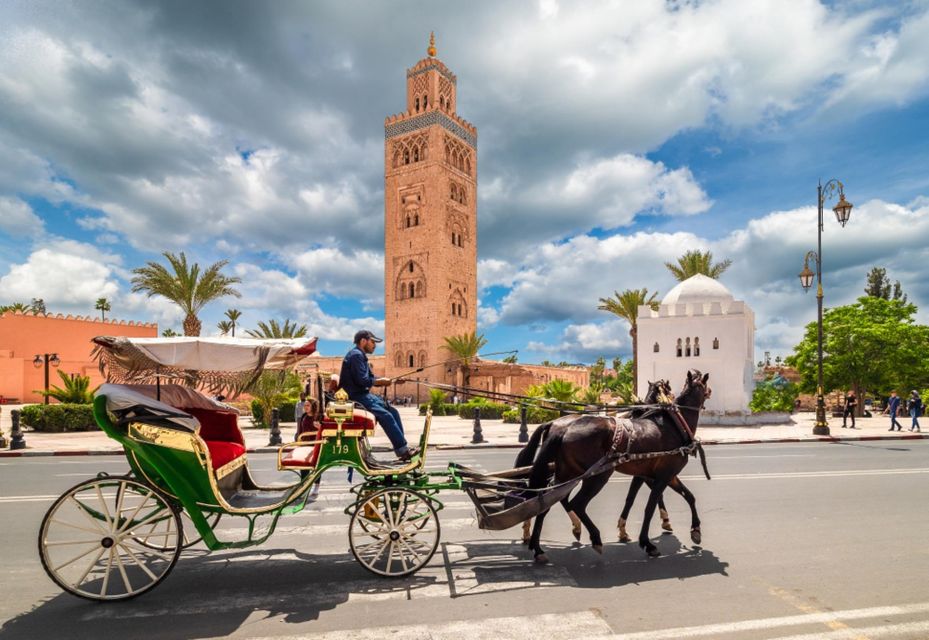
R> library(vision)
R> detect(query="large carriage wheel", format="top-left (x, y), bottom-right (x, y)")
top-left (349, 487), bottom-right (440, 577)
top-left (38, 476), bottom-right (182, 601)
top-left (134, 508), bottom-right (221, 551)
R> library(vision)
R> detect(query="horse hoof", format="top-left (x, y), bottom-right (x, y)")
top-left (618, 533), bottom-right (631, 543)
top-left (592, 544), bottom-right (603, 555)
top-left (661, 520), bottom-right (673, 532)
top-left (647, 548), bottom-right (661, 558)
top-left (534, 553), bottom-right (549, 565)
top-left (691, 528), bottom-right (702, 545)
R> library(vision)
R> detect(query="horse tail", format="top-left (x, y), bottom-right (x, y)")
top-left (514, 421), bottom-right (553, 468)
top-left (528, 428), bottom-right (563, 489)
top-left (696, 441), bottom-right (711, 480)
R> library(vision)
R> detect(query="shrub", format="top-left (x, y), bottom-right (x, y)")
top-left (278, 401), bottom-right (296, 423)
top-left (418, 402), bottom-right (459, 416)
top-left (251, 400), bottom-right (265, 426)
top-left (502, 406), bottom-right (560, 424)
top-left (457, 402), bottom-right (508, 420)
top-left (750, 378), bottom-right (800, 413)
top-left (19, 404), bottom-right (97, 432)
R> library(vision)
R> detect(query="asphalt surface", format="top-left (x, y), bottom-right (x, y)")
top-left (1, 442), bottom-right (928, 639)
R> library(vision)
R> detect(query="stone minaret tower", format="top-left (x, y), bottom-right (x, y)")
top-left (384, 33), bottom-right (478, 388)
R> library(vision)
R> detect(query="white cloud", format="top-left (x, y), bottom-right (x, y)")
top-left (527, 318), bottom-right (628, 362)
top-left (0, 197), bottom-right (44, 236)
top-left (0, 245), bottom-right (119, 308)
top-left (292, 247), bottom-right (384, 305)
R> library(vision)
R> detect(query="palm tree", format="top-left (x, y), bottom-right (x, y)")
top-left (245, 319), bottom-right (308, 339)
top-left (598, 288), bottom-right (660, 396)
top-left (30, 298), bottom-right (47, 316)
top-left (224, 308), bottom-right (242, 337)
top-left (442, 331), bottom-right (488, 394)
top-left (162, 328), bottom-right (180, 337)
top-left (36, 371), bottom-right (97, 403)
top-left (664, 249), bottom-right (732, 282)
top-left (0, 301), bottom-right (30, 314)
top-left (217, 320), bottom-right (233, 336)
top-left (542, 379), bottom-right (580, 403)
top-left (131, 252), bottom-right (241, 336)
top-left (95, 297), bottom-right (111, 321)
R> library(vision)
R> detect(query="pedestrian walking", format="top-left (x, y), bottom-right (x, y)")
top-left (841, 389), bottom-right (857, 429)
top-left (885, 390), bottom-right (903, 431)
top-left (908, 390), bottom-right (922, 432)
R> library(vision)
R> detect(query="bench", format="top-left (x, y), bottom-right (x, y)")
top-left (183, 407), bottom-right (247, 473)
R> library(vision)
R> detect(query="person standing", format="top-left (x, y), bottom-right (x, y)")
top-left (885, 391), bottom-right (903, 431)
top-left (841, 390), bottom-right (857, 429)
top-left (293, 392), bottom-right (307, 441)
top-left (908, 390), bottom-right (922, 432)
top-left (339, 330), bottom-right (417, 460)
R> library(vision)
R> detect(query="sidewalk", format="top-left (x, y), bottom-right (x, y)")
top-left (0, 405), bottom-right (925, 457)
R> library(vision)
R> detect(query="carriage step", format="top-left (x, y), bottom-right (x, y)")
top-left (221, 488), bottom-right (295, 509)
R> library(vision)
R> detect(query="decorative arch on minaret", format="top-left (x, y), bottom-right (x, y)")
top-left (399, 185), bottom-right (425, 229)
top-left (395, 259), bottom-right (427, 301)
top-left (444, 135), bottom-right (472, 176)
top-left (446, 208), bottom-right (469, 247)
top-left (449, 288), bottom-right (468, 318)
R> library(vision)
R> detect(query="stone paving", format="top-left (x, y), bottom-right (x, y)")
top-left (0, 404), bottom-right (924, 457)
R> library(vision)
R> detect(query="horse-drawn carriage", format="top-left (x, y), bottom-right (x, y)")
top-left (38, 336), bottom-right (710, 601)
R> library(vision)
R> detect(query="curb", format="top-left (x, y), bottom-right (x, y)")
top-left (1, 433), bottom-right (926, 458)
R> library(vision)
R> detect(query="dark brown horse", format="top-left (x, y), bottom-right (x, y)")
top-left (519, 369), bottom-right (710, 562)
top-left (518, 378), bottom-right (676, 545)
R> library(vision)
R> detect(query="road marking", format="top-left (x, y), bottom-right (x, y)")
top-left (246, 611), bottom-right (610, 639)
top-left (677, 468), bottom-right (929, 480)
top-left (754, 620), bottom-right (929, 640)
top-left (610, 601), bottom-right (929, 639)
top-left (709, 454), bottom-right (815, 459)
top-left (766, 585), bottom-right (865, 639)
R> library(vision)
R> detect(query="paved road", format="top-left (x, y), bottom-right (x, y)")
top-left (1, 441), bottom-right (928, 639)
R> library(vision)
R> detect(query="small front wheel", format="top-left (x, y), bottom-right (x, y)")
top-left (38, 476), bottom-right (182, 601)
top-left (349, 487), bottom-right (439, 577)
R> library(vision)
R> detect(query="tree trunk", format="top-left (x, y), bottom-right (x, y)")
top-left (183, 314), bottom-right (201, 337)
top-left (630, 326), bottom-right (638, 398)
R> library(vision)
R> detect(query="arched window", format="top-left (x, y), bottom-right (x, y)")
top-left (409, 262), bottom-right (414, 273)
top-left (440, 96), bottom-right (445, 109)
top-left (465, 158), bottom-right (471, 174)
top-left (694, 337), bottom-right (701, 357)
top-left (457, 303), bottom-right (463, 316)
top-left (451, 303), bottom-right (456, 315)
top-left (653, 342), bottom-right (660, 353)
top-left (416, 280), bottom-right (424, 297)
top-left (395, 353), bottom-right (403, 367)
top-left (676, 338), bottom-right (683, 358)
top-left (423, 94), bottom-right (428, 108)
top-left (713, 337), bottom-right (719, 350)
top-left (413, 147), bottom-right (419, 162)
top-left (415, 97), bottom-right (420, 112)
top-left (409, 282), bottom-right (415, 298)
top-left (406, 216), bottom-right (410, 228)
top-left (403, 150), bottom-right (410, 164)
top-left (414, 214), bottom-right (419, 226)
top-left (419, 352), bottom-right (426, 367)
top-left (685, 337), bottom-right (692, 357)
top-left (451, 232), bottom-right (456, 245)
top-left (409, 354), bottom-right (414, 367)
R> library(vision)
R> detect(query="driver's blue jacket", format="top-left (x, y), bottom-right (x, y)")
top-left (339, 346), bottom-right (376, 400)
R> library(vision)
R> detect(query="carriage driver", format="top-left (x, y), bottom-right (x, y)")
top-left (339, 330), bottom-right (420, 461)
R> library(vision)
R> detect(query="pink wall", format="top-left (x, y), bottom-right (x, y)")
top-left (0, 312), bottom-right (157, 403)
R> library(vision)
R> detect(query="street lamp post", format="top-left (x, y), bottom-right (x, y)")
top-left (32, 353), bottom-right (61, 405)
top-left (798, 179), bottom-right (853, 436)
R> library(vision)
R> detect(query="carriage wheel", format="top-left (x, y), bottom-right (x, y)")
top-left (349, 488), bottom-right (440, 577)
top-left (38, 477), bottom-right (182, 601)
top-left (134, 509), bottom-right (221, 551)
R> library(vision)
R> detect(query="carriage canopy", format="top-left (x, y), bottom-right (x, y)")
top-left (91, 335), bottom-right (318, 394)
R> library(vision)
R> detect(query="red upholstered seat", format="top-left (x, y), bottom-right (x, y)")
top-left (205, 440), bottom-right (246, 470)
top-left (280, 444), bottom-right (321, 468)
top-left (182, 407), bottom-right (246, 470)
top-left (321, 409), bottom-right (376, 433)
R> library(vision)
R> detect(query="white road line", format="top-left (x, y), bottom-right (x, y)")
top-left (678, 468), bottom-right (929, 480)
top-left (755, 620), bottom-right (929, 640)
top-left (610, 601), bottom-right (929, 639)
top-left (709, 454), bottom-right (815, 459)
top-left (247, 611), bottom-right (610, 640)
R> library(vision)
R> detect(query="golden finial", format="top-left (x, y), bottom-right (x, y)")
top-left (427, 31), bottom-right (436, 57)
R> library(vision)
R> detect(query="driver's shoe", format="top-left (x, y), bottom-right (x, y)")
top-left (398, 446), bottom-right (420, 461)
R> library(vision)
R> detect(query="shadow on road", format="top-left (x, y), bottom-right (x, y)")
top-left (0, 537), bottom-right (728, 639)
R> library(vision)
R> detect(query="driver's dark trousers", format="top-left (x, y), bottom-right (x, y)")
top-left (352, 392), bottom-right (410, 455)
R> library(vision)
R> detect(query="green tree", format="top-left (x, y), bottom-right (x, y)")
top-left (131, 252), bottom-right (241, 336)
top-left (502, 353), bottom-right (518, 364)
top-left (217, 320), bottom-right (233, 336)
top-left (598, 288), bottom-right (660, 396)
top-left (162, 328), bottom-right (180, 337)
top-left (36, 371), bottom-right (97, 404)
top-left (30, 298), bottom-right (47, 316)
top-left (95, 297), bottom-right (111, 321)
top-left (579, 382), bottom-right (604, 404)
top-left (786, 297), bottom-right (929, 414)
top-left (589, 356), bottom-right (606, 386)
top-left (664, 249), bottom-right (732, 281)
top-left (864, 266), bottom-right (908, 303)
top-left (225, 308), bottom-right (242, 337)
top-left (750, 377), bottom-right (800, 413)
top-left (246, 319), bottom-right (308, 339)
top-left (442, 331), bottom-right (488, 394)
top-left (541, 378), bottom-right (580, 403)
top-left (247, 371), bottom-right (302, 428)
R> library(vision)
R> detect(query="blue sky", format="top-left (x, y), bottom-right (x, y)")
top-left (2, 0), bottom-right (929, 364)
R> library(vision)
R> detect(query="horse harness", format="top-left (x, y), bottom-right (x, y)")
top-left (608, 407), bottom-right (700, 466)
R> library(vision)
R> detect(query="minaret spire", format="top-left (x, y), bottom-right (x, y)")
top-left (427, 31), bottom-right (436, 58)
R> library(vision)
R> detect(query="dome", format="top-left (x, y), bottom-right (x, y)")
top-left (661, 274), bottom-right (734, 306)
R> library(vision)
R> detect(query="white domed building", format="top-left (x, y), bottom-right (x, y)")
top-left (636, 274), bottom-right (755, 423)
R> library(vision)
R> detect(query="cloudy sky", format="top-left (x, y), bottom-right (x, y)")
top-left (1, 0), bottom-right (929, 363)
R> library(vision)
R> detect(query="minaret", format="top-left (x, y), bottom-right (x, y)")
top-left (383, 34), bottom-right (478, 388)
